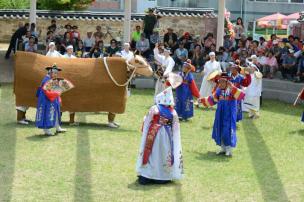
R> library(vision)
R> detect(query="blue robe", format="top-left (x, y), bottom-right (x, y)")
top-left (230, 74), bottom-right (246, 122)
top-left (175, 72), bottom-right (197, 120)
top-left (201, 87), bottom-right (245, 148)
top-left (301, 112), bottom-right (304, 122)
top-left (35, 75), bottom-right (61, 129)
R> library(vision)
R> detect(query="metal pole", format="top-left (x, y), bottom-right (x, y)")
top-left (253, 20), bottom-right (256, 38)
top-left (123, 0), bottom-right (132, 43)
top-left (216, 0), bottom-right (225, 50)
top-left (29, 0), bottom-right (36, 25)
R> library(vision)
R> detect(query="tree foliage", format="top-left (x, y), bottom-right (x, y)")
top-left (0, 0), bottom-right (95, 10)
top-left (37, 0), bottom-right (95, 10)
top-left (0, 0), bottom-right (30, 9)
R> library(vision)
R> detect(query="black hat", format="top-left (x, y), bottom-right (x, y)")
top-left (45, 64), bottom-right (62, 72)
top-left (219, 72), bottom-right (231, 80)
top-left (110, 39), bottom-right (117, 43)
top-left (65, 24), bottom-right (72, 29)
top-left (72, 25), bottom-right (78, 29)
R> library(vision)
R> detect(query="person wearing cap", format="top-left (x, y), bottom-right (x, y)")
top-left (46, 42), bottom-right (62, 57)
top-left (72, 25), bottom-right (81, 42)
top-left (281, 48), bottom-right (297, 80)
top-left (63, 45), bottom-right (76, 58)
top-left (64, 24), bottom-right (73, 40)
top-left (199, 73), bottom-right (245, 157)
top-left (143, 8), bottom-right (157, 41)
top-left (243, 62), bottom-right (262, 119)
top-left (154, 43), bottom-right (175, 95)
top-left (117, 43), bottom-right (134, 62)
top-left (35, 64), bottom-right (67, 136)
top-left (174, 60), bottom-right (200, 121)
top-left (229, 63), bottom-right (251, 122)
top-left (136, 87), bottom-right (183, 185)
top-left (164, 28), bottom-right (178, 51)
top-left (199, 52), bottom-right (222, 98)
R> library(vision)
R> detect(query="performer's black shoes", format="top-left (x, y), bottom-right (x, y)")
top-left (138, 176), bottom-right (171, 185)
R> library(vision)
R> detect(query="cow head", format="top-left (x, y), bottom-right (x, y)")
top-left (127, 55), bottom-right (153, 77)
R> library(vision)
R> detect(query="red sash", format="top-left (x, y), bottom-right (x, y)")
top-left (142, 114), bottom-right (161, 165)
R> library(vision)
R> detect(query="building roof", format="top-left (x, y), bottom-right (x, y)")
top-left (0, 7), bottom-right (216, 22)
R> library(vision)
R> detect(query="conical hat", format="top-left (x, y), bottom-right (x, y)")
top-left (207, 70), bottom-right (220, 81)
top-left (155, 87), bottom-right (174, 106)
top-left (167, 72), bottom-right (183, 89)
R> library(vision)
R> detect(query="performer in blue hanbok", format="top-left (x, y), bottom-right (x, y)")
top-left (175, 61), bottom-right (200, 121)
top-left (229, 62), bottom-right (251, 122)
top-left (199, 72), bottom-right (245, 157)
top-left (136, 87), bottom-right (183, 185)
top-left (35, 64), bottom-right (67, 136)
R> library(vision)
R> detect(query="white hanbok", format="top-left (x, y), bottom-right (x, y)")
top-left (153, 48), bottom-right (175, 96)
top-left (120, 50), bottom-right (134, 62)
top-left (199, 60), bottom-right (222, 97)
top-left (63, 54), bottom-right (76, 58)
top-left (46, 50), bottom-right (62, 58)
top-left (243, 74), bottom-right (262, 113)
top-left (136, 105), bottom-right (183, 181)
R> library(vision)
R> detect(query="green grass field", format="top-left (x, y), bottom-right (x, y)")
top-left (0, 84), bottom-right (304, 202)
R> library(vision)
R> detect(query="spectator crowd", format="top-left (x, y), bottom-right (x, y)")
top-left (5, 12), bottom-right (304, 83)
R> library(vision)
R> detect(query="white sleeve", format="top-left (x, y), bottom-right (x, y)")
top-left (153, 48), bottom-right (165, 64)
top-left (164, 58), bottom-right (175, 76)
top-left (217, 62), bottom-right (222, 73)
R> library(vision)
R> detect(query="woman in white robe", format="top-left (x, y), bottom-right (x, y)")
top-left (46, 42), bottom-right (62, 58)
top-left (199, 52), bottom-right (222, 97)
top-left (136, 87), bottom-right (183, 185)
top-left (153, 44), bottom-right (175, 96)
top-left (243, 65), bottom-right (262, 119)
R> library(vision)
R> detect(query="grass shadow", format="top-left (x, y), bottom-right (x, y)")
top-left (261, 100), bottom-right (300, 117)
top-left (195, 151), bottom-right (231, 162)
top-left (289, 129), bottom-right (304, 136)
top-left (26, 133), bottom-right (63, 141)
top-left (61, 122), bottom-right (137, 133)
top-left (0, 85), bottom-right (16, 201)
top-left (242, 120), bottom-right (289, 201)
top-left (74, 114), bottom-right (92, 202)
top-left (127, 180), bottom-right (181, 191)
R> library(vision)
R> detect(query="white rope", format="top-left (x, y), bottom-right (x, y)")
top-left (103, 57), bottom-right (137, 87)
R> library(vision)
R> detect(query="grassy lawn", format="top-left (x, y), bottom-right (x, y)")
top-left (0, 84), bottom-right (304, 202)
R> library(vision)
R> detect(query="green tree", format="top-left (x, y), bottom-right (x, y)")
top-left (0, 0), bottom-right (94, 10)
top-left (0, 0), bottom-right (30, 9)
top-left (37, 0), bottom-right (95, 10)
